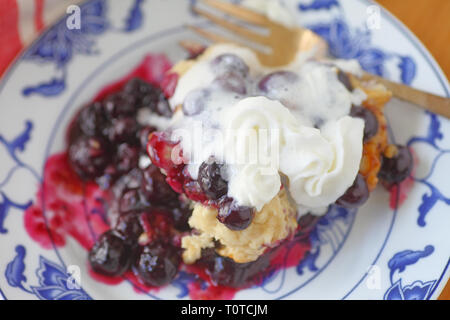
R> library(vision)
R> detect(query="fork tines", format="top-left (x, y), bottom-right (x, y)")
top-left (189, 0), bottom-right (272, 48)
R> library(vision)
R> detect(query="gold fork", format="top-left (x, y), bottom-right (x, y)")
top-left (188, 0), bottom-right (450, 118)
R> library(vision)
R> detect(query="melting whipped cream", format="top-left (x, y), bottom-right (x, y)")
top-left (168, 44), bottom-right (366, 213)
top-left (280, 116), bottom-right (364, 208)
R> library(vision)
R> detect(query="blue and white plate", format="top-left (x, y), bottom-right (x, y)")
top-left (0, 0), bottom-right (449, 300)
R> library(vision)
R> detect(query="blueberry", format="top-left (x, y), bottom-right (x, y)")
top-left (123, 78), bottom-right (153, 97)
top-left (95, 164), bottom-right (120, 189)
top-left (296, 213), bottom-right (321, 239)
top-left (114, 213), bottom-right (144, 244)
top-left (211, 54), bottom-right (249, 77)
top-left (337, 69), bottom-right (353, 91)
top-left (141, 165), bottom-right (178, 204)
top-left (213, 72), bottom-right (247, 94)
top-left (68, 135), bottom-right (110, 180)
top-left (336, 174), bottom-right (369, 208)
top-left (107, 117), bottom-right (140, 144)
top-left (258, 71), bottom-right (298, 93)
top-left (350, 105), bottom-right (379, 142)
top-left (134, 243), bottom-right (180, 286)
top-left (154, 96), bottom-right (173, 118)
top-left (138, 126), bottom-right (157, 152)
top-left (115, 143), bottom-right (140, 174)
top-left (123, 78), bottom-right (172, 117)
top-left (205, 253), bottom-right (237, 286)
top-left (78, 102), bottom-right (109, 137)
top-left (199, 248), bottom-right (270, 287)
top-left (88, 230), bottom-right (133, 277)
top-left (112, 168), bottom-right (144, 199)
top-left (183, 180), bottom-right (209, 202)
top-left (198, 160), bottom-right (228, 200)
top-left (182, 88), bottom-right (209, 116)
top-left (217, 198), bottom-right (255, 230)
top-left (171, 200), bottom-right (192, 232)
top-left (104, 92), bottom-right (137, 118)
top-left (119, 188), bottom-right (150, 214)
top-left (67, 118), bottom-right (84, 146)
top-left (378, 145), bottom-right (413, 184)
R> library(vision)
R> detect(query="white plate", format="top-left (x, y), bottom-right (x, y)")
top-left (0, 0), bottom-right (449, 300)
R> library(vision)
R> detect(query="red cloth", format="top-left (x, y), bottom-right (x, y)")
top-left (0, 0), bottom-right (57, 77)
top-left (35, 0), bottom-right (45, 33)
top-left (0, 0), bottom-right (23, 76)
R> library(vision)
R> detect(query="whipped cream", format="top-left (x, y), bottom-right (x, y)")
top-left (263, 62), bottom-right (356, 127)
top-left (168, 44), bottom-right (365, 214)
top-left (221, 97), bottom-right (296, 167)
top-left (170, 46), bottom-right (261, 108)
top-left (222, 97), bottom-right (363, 210)
top-left (280, 116), bottom-right (364, 208)
top-left (228, 164), bottom-right (281, 212)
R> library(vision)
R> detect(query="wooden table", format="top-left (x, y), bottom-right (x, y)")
top-left (377, 0), bottom-right (450, 80)
top-left (377, 0), bottom-right (450, 300)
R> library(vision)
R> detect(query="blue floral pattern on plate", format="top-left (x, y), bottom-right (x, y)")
top-left (407, 113), bottom-right (450, 227)
top-left (5, 245), bottom-right (91, 300)
top-left (299, 0), bottom-right (416, 84)
top-left (22, 0), bottom-right (144, 97)
top-left (384, 245), bottom-right (436, 300)
top-left (0, 121), bottom-right (38, 234)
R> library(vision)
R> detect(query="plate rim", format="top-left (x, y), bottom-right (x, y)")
top-left (0, 0), bottom-right (449, 300)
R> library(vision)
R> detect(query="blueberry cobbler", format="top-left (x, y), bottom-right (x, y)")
top-left (146, 43), bottom-right (412, 267)
top-left (26, 43), bottom-right (413, 299)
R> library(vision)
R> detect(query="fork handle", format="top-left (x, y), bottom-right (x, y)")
top-left (361, 72), bottom-right (450, 118)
